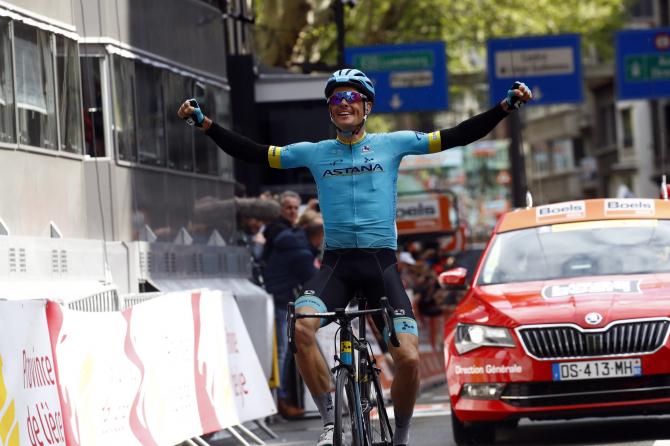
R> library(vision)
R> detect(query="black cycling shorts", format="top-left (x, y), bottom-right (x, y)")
top-left (294, 248), bottom-right (417, 336)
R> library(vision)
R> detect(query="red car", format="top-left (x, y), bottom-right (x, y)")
top-left (441, 198), bottom-right (670, 444)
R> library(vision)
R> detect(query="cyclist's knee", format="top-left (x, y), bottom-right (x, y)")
top-left (392, 340), bottom-right (420, 371)
top-left (295, 317), bottom-right (319, 343)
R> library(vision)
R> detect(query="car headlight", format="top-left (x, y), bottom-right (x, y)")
top-left (454, 323), bottom-right (516, 354)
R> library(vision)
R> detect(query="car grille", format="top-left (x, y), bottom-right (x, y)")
top-left (517, 319), bottom-right (670, 359)
top-left (501, 374), bottom-right (670, 408)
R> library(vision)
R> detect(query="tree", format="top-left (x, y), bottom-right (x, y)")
top-left (253, 0), bottom-right (628, 73)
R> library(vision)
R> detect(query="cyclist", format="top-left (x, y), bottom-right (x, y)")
top-left (178, 69), bottom-right (532, 446)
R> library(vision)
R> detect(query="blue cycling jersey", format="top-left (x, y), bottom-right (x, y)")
top-left (267, 131), bottom-right (441, 250)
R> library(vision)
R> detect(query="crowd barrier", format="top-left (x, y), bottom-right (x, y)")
top-left (149, 278), bottom-right (275, 382)
top-left (0, 289), bottom-right (276, 446)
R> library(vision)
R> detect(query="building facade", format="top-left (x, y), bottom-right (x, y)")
top-left (0, 0), bottom-right (238, 242)
top-left (523, 0), bottom-right (668, 203)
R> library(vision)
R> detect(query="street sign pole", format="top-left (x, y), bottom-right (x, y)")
top-left (507, 112), bottom-right (527, 208)
top-left (333, 0), bottom-right (345, 67)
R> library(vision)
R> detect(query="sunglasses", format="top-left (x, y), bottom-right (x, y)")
top-left (327, 91), bottom-right (367, 106)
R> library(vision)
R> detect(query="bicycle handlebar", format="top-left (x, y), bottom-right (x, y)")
top-left (286, 297), bottom-right (400, 354)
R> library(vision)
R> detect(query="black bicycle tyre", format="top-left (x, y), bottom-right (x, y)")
top-left (334, 368), bottom-right (361, 446)
top-left (363, 369), bottom-right (393, 446)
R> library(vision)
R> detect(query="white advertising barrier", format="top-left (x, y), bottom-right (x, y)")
top-left (46, 289), bottom-right (275, 446)
top-left (219, 289), bottom-right (276, 423)
top-left (47, 290), bottom-right (205, 445)
top-left (0, 300), bottom-right (65, 446)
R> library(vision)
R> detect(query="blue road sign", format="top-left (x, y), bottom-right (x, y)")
top-left (487, 35), bottom-right (583, 107)
top-left (616, 28), bottom-right (670, 100)
top-left (345, 42), bottom-right (448, 113)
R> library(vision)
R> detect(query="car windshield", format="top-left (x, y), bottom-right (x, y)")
top-left (478, 219), bottom-right (670, 285)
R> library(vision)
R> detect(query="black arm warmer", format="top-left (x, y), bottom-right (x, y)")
top-left (440, 103), bottom-right (509, 151)
top-left (205, 122), bottom-right (269, 165)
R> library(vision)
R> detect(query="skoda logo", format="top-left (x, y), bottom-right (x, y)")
top-left (585, 312), bottom-right (603, 325)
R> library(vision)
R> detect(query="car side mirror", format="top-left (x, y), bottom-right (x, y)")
top-left (438, 267), bottom-right (468, 290)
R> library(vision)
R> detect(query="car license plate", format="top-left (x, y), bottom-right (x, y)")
top-left (552, 358), bottom-right (642, 381)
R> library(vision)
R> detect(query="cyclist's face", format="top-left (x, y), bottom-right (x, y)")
top-left (329, 86), bottom-right (369, 131)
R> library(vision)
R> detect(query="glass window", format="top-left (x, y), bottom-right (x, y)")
top-left (532, 143), bottom-right (549, 175)
top-left (630, 0), bottom-right (653, 18)
top-left (621, 107), bottom-right (633, 148)
top-left (549, 138), bottom-right (574, 173)
top-left (80, 56), bottom-right (105, 157)
top-left (136, 62), bottom-right (166, 167)
top-left (14, 23), bottom-right (57, 149)
top-left (194, 82), bottom-right (220, 176)
top-left (0, 18), bottom-right (15, 143)
top-left (56, 35), bottom-right (83, 154)
top-left (598, 103), bottom-right (616, 147)
top-left (479, 219), bottom-right (670, 285)
top-left (164, 71), bottom-right (194, 172)
top-left (112, 55), bottom-right (137, 162)
top-left (212, 88), bottom-right (233, 178)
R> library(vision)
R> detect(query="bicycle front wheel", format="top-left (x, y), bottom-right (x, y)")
top-left (334, 368), bottom-right (362, 446)
top-left (363, 369), bottom-right (393, 446)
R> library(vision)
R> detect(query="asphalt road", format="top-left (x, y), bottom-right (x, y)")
top-left (206, 383), bottom-right (670, 446)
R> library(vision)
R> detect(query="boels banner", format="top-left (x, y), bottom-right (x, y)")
top-left (396, 195), bottom-right (454, 235)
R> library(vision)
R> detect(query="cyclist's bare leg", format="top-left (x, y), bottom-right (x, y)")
top-left (294, 310), bottom-right (331, 395)
top-left (388, 332), bottom-right (420, 412)
top-left (294, 309), bottom-right (336, 442)
top-left (388, 332), bottom-right (420, 445)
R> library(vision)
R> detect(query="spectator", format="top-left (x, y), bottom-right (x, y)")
top-left (264, 212), bottom-right (323, 419)
top-left (298, 209), bottom-right (325, 260)
top-left (231, 197), bottom-right (280, 285)
top-left (261, 190), bottom-right (301, 264)
top-left (305, 198), bottom-right (320, 213)
top-left (415, 273), bottom-right (440, 351)
top-left (259, 190), bottom-right (275, 201)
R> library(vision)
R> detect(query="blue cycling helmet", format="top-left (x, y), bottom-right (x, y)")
top-left (324, 69), bottom-right (375, 102)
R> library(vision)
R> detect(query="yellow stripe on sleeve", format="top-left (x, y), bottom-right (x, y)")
top-left (268, 145), bottom-right (283, 169)
top-left (428, 131), bottom-right (441, 154)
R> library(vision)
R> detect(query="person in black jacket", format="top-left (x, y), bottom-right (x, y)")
top-left (261, 190), bottom-right (301, 264)
top-left (264, 212), bottom-right (323, 418)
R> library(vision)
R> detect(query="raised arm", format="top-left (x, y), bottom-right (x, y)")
top-left (177, 99), bottom-right (268, 165)
top-left (439, 82), bottom-right (532, 151)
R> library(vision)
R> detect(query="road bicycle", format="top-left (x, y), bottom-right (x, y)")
top-left (287, 296), bottom-right (400, 446)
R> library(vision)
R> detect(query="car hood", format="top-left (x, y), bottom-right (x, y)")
top-left (475, 273), bottom-right (670, 328)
